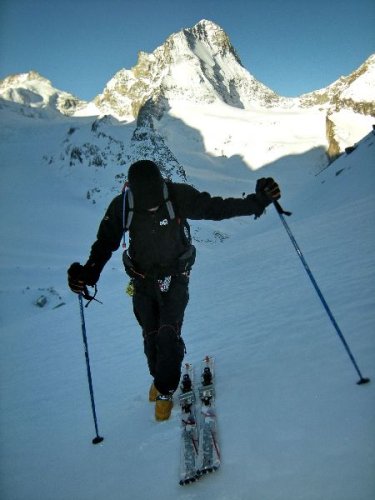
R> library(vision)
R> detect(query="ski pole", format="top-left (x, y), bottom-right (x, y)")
top-left (78, 293), bottom-right (104, 444)
top-left (273, 201), bottom-right (370, 385)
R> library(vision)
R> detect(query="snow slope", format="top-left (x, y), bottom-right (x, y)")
top-left (0, 107), bottom-right (374, 500)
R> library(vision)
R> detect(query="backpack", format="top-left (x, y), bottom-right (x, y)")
top-left (121, 181), bottom-right (195, 278)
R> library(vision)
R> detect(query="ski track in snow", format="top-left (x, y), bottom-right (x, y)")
top-left (0, 111), bottom-right (374, 500)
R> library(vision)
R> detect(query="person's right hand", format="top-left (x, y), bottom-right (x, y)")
top-left (255, 177), bottom-right (281, 203)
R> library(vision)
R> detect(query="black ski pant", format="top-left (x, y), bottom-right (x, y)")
top-left (132, 274), bottom-right (189, 395)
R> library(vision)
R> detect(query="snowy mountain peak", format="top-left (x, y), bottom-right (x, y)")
top-left (185, 19), bottom-right (242, 62)
top-left (300, 53), bottom-right (375, 112)
top-left (193, 18), bottom-right (223, 32)
top-left (93, 20), bottom-right (281, 120)
top-left (0, 70), bottom-right (86, 118)
top-left (0, 70), bottom-right (48, 86)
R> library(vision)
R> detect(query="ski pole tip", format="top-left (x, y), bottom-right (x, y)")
top-left (357, 377), bottom-right (370, 386)
top-left (92, 436), bottom-right (104, 445)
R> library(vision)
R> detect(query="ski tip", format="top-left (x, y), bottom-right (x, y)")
top-left (197, 464), bottom-right (220, 476)
top-left (179, 476), bottom-right (199, 486)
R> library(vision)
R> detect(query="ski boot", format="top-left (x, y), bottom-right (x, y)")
top-left (155, 394), bottom-right (174, 421)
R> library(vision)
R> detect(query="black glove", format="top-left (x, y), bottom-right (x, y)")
top-left (255, 177), bottom-right (281, 206)
top-left (67, 262), bottom-right (100, 295)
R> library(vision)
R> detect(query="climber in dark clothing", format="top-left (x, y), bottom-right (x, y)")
top-left (68, 160), bottom-right (281, 421)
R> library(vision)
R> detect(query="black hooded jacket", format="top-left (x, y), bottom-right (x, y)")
top-left (85, 182), bottom-right (269, 279)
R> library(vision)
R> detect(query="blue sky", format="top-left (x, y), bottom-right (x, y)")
top-left (0, 0), bottom-right (374, 100)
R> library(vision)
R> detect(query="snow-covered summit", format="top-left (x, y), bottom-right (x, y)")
top-left (339, 53), bottom-right (375, 108)
top-left (299, 53), bottom-right (375, 114)
top-left (185, 19), bottom-right (242, 62)
top-left (93, 19), bottom-right (282, 120)
top-left (0, 70), bottom-right (86, 118)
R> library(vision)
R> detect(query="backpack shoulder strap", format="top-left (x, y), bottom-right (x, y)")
top-left (163, 182), bottom-right (175, 220)
top-left (165, 182), bottom-right (192, 245)
top-left (126, 188), bottom-right (134, 229)
top-left (122, 184), bottom-right (134, 248)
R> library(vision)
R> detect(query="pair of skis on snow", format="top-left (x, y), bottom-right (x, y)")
top-left (178, 356), bottom-right (221, 485)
